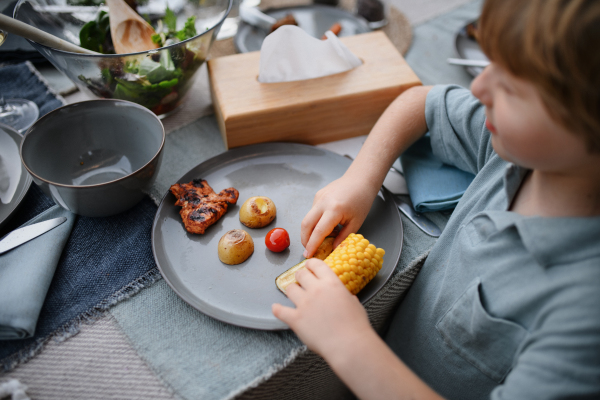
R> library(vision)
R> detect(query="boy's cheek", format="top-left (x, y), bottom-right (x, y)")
top-left (490, 136), bottom-right (509, 161)
top-left (490, 135), bottom-right (523, 166)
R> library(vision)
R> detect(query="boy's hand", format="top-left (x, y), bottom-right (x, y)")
top-left (301, 175), bottom-right (379, 258)
top-left (301, 87), bottom-right (432, 259)
top-left (272, 258), bottom-right (372, 358)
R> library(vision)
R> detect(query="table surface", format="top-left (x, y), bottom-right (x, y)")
top-left (1, 0), bottom-right (480, 398)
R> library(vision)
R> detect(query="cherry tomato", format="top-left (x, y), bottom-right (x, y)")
top-left (265, 228), bottom-right (290, 252)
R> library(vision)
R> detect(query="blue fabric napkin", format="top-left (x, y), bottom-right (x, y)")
top-left (0, 206), bottom-right (75, 340)
top-left (400, 135), bottom-right (475, 213)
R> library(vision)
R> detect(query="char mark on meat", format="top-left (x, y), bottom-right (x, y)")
top-left (170, 179), bottom-right (239, 234)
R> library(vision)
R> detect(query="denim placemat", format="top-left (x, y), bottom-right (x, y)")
top-left (0, 62), bottom-right (160, 371)
top-left (0, 62), bottom-right (64, 116)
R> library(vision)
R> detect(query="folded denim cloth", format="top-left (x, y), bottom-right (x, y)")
top-left (400, 135), bottom-right (475, 213)
top-left (0, 206), bottom-right (74, 340)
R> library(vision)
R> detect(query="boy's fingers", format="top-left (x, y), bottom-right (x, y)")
top-left (303, 211), bottom-right (340, 258)
top-left (304, 258), bottom-right (336, 279)
top-left (333, 220), bottom-right (362, 249)
top-left (284, 282), bottom-right (305, 303)
top-left (272, 303), bottom-right (297, 326)
top-left (300, 207), bottom-right (322, 248)
top-left (295, 267), bottom-right (317, 289)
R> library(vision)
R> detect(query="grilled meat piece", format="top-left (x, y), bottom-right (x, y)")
top-left (170, 179), bottom-right (239, 234)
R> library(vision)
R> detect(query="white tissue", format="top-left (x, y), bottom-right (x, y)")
top-left (258, 25), bottom-right (363, 83)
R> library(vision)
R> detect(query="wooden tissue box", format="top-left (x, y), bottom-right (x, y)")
top-left (207, 31), bottom-right (421, 149)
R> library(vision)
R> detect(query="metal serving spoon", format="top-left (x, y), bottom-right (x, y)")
top-left (0, 14), bottom-right (99, 54)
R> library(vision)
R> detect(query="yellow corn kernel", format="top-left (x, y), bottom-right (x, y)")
top-left (275, 233), bottom-right (386, 295)
top-left (322, 233), bottom-right (385, 295)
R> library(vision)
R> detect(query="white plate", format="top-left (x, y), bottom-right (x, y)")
top-left (0, 123), bottom-right (32, 230)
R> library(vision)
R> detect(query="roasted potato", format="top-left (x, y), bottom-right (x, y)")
top-left (218, 229), bottom-right (254, 265)
top-left (239, 196), bottom-right (276, 228)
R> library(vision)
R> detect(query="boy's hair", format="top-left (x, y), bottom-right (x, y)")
top-left (479, 0), bottom-right (600, 152)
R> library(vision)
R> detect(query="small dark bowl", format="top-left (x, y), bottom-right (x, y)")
top-left (20, 100), bottom-right (165, 217)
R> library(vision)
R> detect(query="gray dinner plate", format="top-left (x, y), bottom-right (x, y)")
top-left (0, 123), bottom-right (32, 230)
top-left (152, 142), bottom-right (403, 330)
top-left (234, 4), bottom-right (371, 53)
top-left (454, 19), bottom-right (488, 77)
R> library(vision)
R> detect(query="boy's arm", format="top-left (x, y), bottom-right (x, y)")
top-left (273, 259), bottom-right (444, 400)
top-left (301, 85), bottom-right (433, 258)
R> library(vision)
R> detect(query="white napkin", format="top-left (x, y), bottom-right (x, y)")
top-left (258, 25), bottom-right (362, 83)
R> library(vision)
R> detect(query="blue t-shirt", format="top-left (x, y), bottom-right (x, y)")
top-left (384, 85), bottom-right (600, 399)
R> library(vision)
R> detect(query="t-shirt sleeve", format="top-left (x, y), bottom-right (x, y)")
top-left (491, 266), bottom-right (600, 400)
top-left (425, 84), bottom-right (495, 175)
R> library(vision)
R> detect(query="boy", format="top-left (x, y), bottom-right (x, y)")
top-left (272, 0), bottom-right (600, 398)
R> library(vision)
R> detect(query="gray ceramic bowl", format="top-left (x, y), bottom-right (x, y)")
top-left (20, 100), bottom-right (165, 217)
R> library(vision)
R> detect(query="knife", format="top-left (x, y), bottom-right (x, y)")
top-left (0, 217), bottom-right (67, 255)
top-left (447, 58), bottom-right (490, 68)
top-left (393, 195), bottom-right (442, 237)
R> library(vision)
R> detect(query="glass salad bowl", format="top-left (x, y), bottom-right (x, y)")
top-left (14, 0), bottom-right (232, 116)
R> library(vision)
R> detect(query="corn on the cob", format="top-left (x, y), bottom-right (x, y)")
top-left (275, 233), bottom-right (385, 295)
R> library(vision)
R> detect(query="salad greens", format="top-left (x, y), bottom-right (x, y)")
top-left (79, 11), bottom-right (113, 54)
top-left (151, 7), bottom-right (197, 47)
top-left (77, 3), bottom-right (205, 114)
top-left (81, 51), bottom-right (187, 112)
top-left (79, 6), bottom-right (197, 54)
